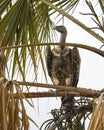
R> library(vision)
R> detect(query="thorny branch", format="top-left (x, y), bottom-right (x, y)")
top-left (81, 0), bottom-right (104, 32)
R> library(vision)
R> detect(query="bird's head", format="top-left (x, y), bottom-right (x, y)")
top-left (53, 25), bottom-right (67, 35)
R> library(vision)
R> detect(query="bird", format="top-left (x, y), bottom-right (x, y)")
top-left (45, 25), bottom-right (81, 112)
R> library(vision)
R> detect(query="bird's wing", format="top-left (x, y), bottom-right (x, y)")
top-left (45, 46), bottom-right (53, 78)
top-left (71, 47), bottom-right (81, 87)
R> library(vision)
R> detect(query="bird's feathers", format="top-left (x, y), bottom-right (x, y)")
top-left (45, 46), bottom-right (53, 78)
top-left (45, 25), bottom-right (80, 87)
top-left (45, 25), bottom-right (81, 113)
top-left (71, 47), bottom-right (81, 86)
top-left (45, 46), bottom-right (80, 87)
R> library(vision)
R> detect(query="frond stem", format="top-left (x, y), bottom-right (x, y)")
top-left (2, 43), bottom-right (104, 57)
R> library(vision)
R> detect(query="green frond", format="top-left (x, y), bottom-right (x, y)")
top-left (0, 0), bottom-right (81, 79)
top-left (0, 0), bottom-right (103, 82)
top-left (0, 0), bottom-right (12, 16)
top-left (12, 48), bottom-right (26, 81)
top-left (50, 0), bottom-right (80, 15)
top-left (99, 0), bottom-right (104, 14)
top-left (1, 1), bottom-right (104, 129)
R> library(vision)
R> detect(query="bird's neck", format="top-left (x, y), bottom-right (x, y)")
top-left (60, 33), bottom-right (66, 50)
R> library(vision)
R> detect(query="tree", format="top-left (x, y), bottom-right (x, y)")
top-left (0, 0), bottom-right (104, 129)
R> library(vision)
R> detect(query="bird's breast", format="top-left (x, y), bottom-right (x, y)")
top-left (57, 56), bottom-right (65, 67)
top-left (52, 46), bottom-right (69, 57)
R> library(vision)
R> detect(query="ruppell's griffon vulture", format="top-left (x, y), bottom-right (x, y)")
top-left (45, 25), bottom-right (81, 88)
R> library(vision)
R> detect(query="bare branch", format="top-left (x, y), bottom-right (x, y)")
top-left (14, 90), bottom-right (101, 99)
top-left (1, 43), bottom-right (104, 57)
top-left (16, 81), bottom-right (101, 98)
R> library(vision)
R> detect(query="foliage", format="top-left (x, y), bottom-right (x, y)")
top-left (88, 93), bottom-right (104, 130)
top-left (0, 0), bottom-right (104, 81)
top-left (0, 0), bottom-right (104, 80)
top-left (40, 98), bottom-right (93, 130)
top-left (0, 78), bottom-right (35, 130)
top-left (0, 0), bottom-right (104, 130)
top-left (0, 0), bottom-right (80, 80)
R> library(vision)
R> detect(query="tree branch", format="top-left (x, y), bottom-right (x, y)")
top-left (2, 43), bottom-right (104, 57)
top-left (14, 90), bottom-right (101, 99)
top-left (41, 0), bottom-right (104, 44)
top-left (16, 81), bottom-right (101, 98)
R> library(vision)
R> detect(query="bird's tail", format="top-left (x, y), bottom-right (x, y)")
top-left (61, 96), bottom-right (74, 113)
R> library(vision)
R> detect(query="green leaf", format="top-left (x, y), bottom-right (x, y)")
top-left (99, 0), bottom-right (104, 13)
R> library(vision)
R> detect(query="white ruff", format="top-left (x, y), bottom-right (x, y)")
top-left (52, 46), bottom-right (69, 57)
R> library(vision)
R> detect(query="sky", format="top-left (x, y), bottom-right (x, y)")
top-left (24, 1), bottom-right (104, 129)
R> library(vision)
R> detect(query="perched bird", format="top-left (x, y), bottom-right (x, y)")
top-left (45, 25), bottom-right (81, 111)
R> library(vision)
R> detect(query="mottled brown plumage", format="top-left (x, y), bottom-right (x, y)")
top-left (45, 26), bottom-right (81, 88)
top-left (45, 25), bottom-right (81, 114)
top-left (45, 25), bottom-right (81, 115)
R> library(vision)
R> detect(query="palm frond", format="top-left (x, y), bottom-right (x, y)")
top-left (42, 0), bottom-right (104, 44)
top-left (0, 78), bottom-right (39, 130)
top-left (0, 0), bottom-right (82, 80)
top-left (88, 93), bottom-right (104, 130)
top-left (99, 0), bottom-right (104, 13)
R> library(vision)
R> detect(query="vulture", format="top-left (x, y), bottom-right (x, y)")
top-left (45, 25), bottom-right (81, 111)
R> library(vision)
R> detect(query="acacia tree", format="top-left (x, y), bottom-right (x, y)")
top-left (0, 0), bottom-right (104, 130)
